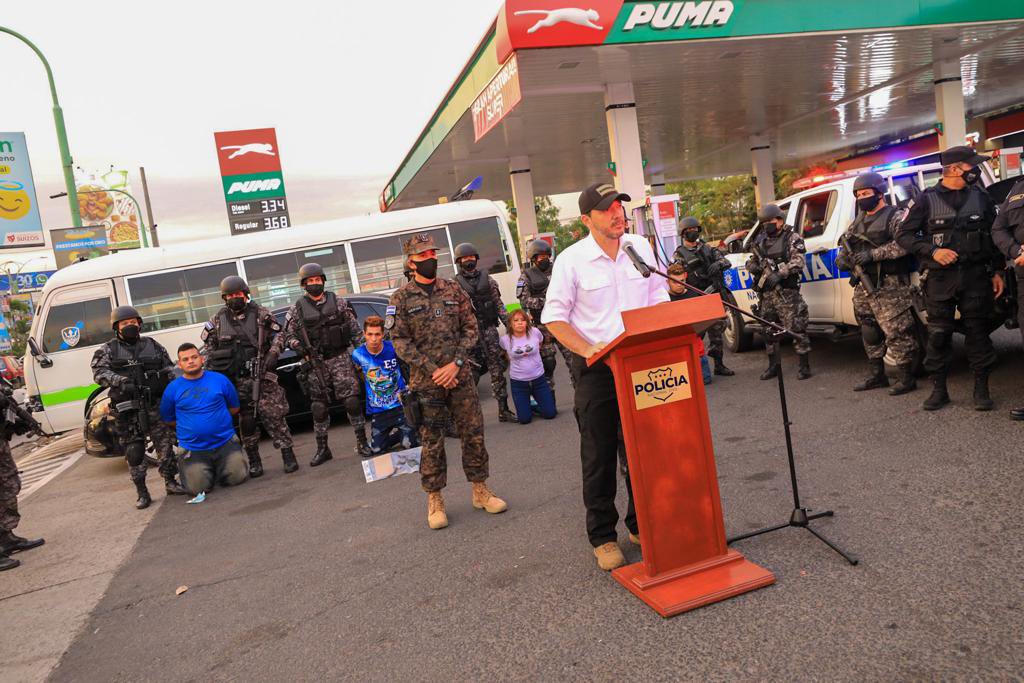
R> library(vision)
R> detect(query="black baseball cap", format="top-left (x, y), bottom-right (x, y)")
top-left (578, 182), bottom-right (631, 214)
top-left (939, 145), bottom-right (990, 166)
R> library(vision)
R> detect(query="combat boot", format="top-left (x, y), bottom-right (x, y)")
top-left (759, 357), bottom-right (778, 381)
top-left (427, 492), bottom-right (448, 529)
top-left (245, 448), bottom-right (264, 478)
top-left (310, 435), bottom-right (333, 467)
top-left (712, 354), bottom-right (735, 376)
top-left (134, 477), bottom-right (152, 510)
top-left (353, 423), bottom-right (372, 458)
top-left (922, 374), bottom-right (950, 411)
top-left (854, 359), bottom-right (888, 391)
top-left (471, 481), bottom-right (508, 514)
top-left (163, 475), bottom-right (188, 496)
top-left (0, 551), bottom-right (19, 572)
top-left (497, 397), bottom-right (516, 423)
top-left (888, 363), bottom-right (917, 396)
top-left (280, 447), bottom-right (299, 474)
top-left (797, 353), bottom-right (812, 380)
top-left (973, 372), bottom-right (993, 411)
top-left (0, 530), bottom-right (45, 554)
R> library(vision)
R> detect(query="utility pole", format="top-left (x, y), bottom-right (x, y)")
top-left (139, 166), bottom-right (159, 247)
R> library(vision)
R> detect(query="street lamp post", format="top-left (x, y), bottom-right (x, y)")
top-left (1, 27), bottom-right (81, 227)
top-left (50, 189), bottom-right (150, 248)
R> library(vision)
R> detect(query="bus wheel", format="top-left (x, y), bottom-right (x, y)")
top-left (725, 309), bottom-right (754, 353)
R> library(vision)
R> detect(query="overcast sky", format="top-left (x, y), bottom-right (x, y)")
top-left (3, 0), bottom-right (507, 254)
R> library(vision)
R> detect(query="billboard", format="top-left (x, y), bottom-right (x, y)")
top-left (471, 54), bottom-right (522, 142)
top-left (214, 128), bottom-right (291, 236)
top-left (0, 271), bottom-right (55, 293)
top-left (74, 168), bottom-right (142, 250)
top-left (50, 226), bottom-right (109, 269)
top-left (0, 132), bottom-right (46, 248)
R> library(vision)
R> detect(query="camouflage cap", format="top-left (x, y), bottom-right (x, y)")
top-left (402, 232), bottom-right (436, 256)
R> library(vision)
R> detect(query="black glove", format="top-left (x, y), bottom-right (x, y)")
top-left (853, 251), bottom-right (874, 266)
top-left (120, 381), bottom-right (137, 395)
top-left (764, 272), bottom-right (783, 290)
top-left (264, 350), bottom-right (280, 371)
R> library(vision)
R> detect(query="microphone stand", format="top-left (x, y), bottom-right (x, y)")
top-left (636, 255), bottom-right (858, 566)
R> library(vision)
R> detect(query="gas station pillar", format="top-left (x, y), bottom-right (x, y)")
top-left (605, 83), bottom-right (646, 206)
top-left (933, 58), bottom-right (966, 150)
top-left (650, 173), bottom-right (666, 197)
top-left (509, 156), bottom-right (538, 259)
top-left (750, 136), bottom-right (775, 210)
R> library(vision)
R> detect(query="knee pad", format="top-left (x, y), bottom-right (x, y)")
top-left (124, 440), bottom-right (145, 467)
top-left (860, 322), bottom-right (884, 346)
top-left (343, 396), bottom-right (363, 418)
top-left (311, 401), bottom-right (328, 423)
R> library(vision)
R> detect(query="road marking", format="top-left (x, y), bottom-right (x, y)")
top-left (16, 444), bottom-right (86, 501)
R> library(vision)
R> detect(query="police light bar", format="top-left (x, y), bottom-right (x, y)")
top-left (791, 171), bottom-right (850, 190)
top-left (871, 160), bottom-right (910, 172)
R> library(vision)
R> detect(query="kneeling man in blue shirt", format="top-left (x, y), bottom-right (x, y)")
top-left (161, 343), bottom-right (248, 495)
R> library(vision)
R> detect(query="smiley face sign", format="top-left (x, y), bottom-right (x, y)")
top-left (0, 180), bottom-right (30, 221)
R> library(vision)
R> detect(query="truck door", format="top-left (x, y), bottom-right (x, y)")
top-left (792, 189), bottom-right (841, 320)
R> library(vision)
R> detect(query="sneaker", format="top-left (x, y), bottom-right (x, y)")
top-left (593, 542), bottom-right (626, 571)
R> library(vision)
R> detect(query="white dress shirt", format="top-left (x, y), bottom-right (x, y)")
top-left (541, 232), bottom-right (669, 345)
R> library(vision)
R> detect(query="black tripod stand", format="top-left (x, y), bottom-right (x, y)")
top-left (629, 249), bottom-right (858, 566)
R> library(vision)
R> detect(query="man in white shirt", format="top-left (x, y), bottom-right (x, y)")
top-left (542, 182), bottom-right (669, 571)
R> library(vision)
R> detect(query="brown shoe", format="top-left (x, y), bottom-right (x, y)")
top-left (471, 482), bottom-right (507, 514)
top-left (427, 492), bottom-right (448, 530)
top-left (628, 532), bottom-right (641, 547)
top-left (593, 542), bottom-right (626, 571)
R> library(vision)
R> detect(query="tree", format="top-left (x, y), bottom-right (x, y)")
top-left (554, 218), bottom-right (588, 255)
top-left (665, 175), bottom-right (757, 240)
top-left (6, 298), bottom-right (30, 358)
top-left (504, 196), bottom-right (562, 263)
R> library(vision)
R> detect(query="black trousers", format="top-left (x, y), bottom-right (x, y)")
top-left (571, 354), bottom-right (637, 547)
top-left (923, 265), bottom-right (995, 375)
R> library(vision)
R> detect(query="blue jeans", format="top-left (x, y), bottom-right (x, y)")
top-left (369, 407), bottom-right (420, 454)
top-left (510, 376), bottom-right (556, 424)
top-left (700, 355), bottom-right (713, 385)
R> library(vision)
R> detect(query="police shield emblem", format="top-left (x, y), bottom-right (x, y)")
top-left (61, 325), bottom-right (81, 348)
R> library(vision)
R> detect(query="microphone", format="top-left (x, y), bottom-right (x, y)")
top-left (623, 242), bottom-right (651, 278)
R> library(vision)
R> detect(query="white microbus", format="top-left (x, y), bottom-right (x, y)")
top-left (24, 200), bottom-right (520, 433)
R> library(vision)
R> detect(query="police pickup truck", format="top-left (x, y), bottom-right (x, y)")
top-left (721, 157), bottom-right (1019, 357)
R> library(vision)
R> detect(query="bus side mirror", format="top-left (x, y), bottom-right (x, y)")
top-left (28, 337), bottom-right (53, 368)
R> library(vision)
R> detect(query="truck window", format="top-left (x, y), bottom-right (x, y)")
top-left (795, 191), bottom-right (837, 239)
top-left (128, 262), bottom-right (239, 332)
top-left (244, 245), bottom-right (353, 311)
top-left (352, 228), bottom-right (453, 292)
top-left (447, 217), bottom-right (509, 275)
top-left (41, 297), bottom-right (112, 353)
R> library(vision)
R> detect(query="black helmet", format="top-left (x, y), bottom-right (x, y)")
top-left (525, 239), bottom-right (552, 260)
top-left (220, 275), bottom-right (249, 297)
top-left (110, 305), bottom-right (142, 330)
top-left (453, 242), bottom-right (479, 261)
top-left (853, 171), bottom-right (887, 196)
top-left (757, 204), bottom-right (786, 222)
top-left (680, 216), bottom-right (701, 231)
top-left (298, 263), bottom-right (325, 285)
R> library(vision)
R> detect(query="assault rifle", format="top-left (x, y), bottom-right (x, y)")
top-left (750, 245), bottom-right (783, 293)
top-left (250, 319), bottom-right (267, 420)
top-left (0, 378), bottom-right (50, 439)
top-left (297, 324), bottom-right (332, 402)
top-left (114, 360), bottom-right (152, 446)
top-left (838, 232), bottom-right (877, 295)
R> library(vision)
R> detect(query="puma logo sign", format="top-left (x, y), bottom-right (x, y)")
top-left (219, 143), bottom-right (276, 159)
top-left (514, 7), bottom-right (603, 33)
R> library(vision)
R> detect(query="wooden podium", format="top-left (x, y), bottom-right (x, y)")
top-left (589, 295), bottom-right (775, 617)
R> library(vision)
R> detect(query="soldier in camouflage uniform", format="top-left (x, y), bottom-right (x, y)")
top-left (201, 276), bottom-right (299, 476)
top-left (388, 232), bottom-right (508, 530)
top-left (0, 380), bottom-right (45, 571)
top-left (281, 263), bottom-right (370, 465)
top-left (745, 204), bottom-right (813, 380)
top-left (517, 239), bottom-right (574, 391)
top-left (835, 172), bottom-right (918, 395)
top-left (92, 306), bottom-right (188, 509)
top-left (672, 216), bottom-right (736, 376)
top-left (453, 242), bottom-right (515, 422)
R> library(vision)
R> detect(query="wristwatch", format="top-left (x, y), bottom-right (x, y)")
top-left (454, 358), bottom-right (464, 368)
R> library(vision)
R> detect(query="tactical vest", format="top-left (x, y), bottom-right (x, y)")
top-left (846, 205), bottom-right (913, 281)
top-left (925, 186), bottom-right (993, 264)
top-left (106, 337), bottom-right (167, 404)
top-left (756, 228), bottom-right (800, 289)
top-left (522, 266), bottom-right (549, 315)
top-left (297, 292), bottom-right (351, 357)
top-left (456, 272), bottom-right (499, 326)
top-left (673, 242), bottom-right (713, 290)
top-left (206, 305), bottom-right (260, 377)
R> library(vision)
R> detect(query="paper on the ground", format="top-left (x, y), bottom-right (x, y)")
top-left (362, 447), bottom-right (421, 483)
top-left (186, 491), bottom-right (206, 504)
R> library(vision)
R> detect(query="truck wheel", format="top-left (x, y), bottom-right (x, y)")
top-left (725, 309), bottom-right (754, 353)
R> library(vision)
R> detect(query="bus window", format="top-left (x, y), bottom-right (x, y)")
top-left (244, 245), bottom-right (353, 311)
top-left (41, 297), bottom-right (112, 353)
top-left (795, 191), bottom-right (837, 239)
top-left (447, 217), bottom-right (509, 275)
top-left (352, 228), bottom-right (453, 292)
top-left (128, 262), bottom-right (239, 331)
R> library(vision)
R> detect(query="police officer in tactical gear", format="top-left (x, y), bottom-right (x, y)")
top-left (517, 238), bottom-right (574, 390)
top-left (746, 204), bottom-right (813, 380)
top-left (672, 216), bottom-right (735, 376)
top-left (201, 276), bottom-right (299, 476)
top-left (836, 172), bottom-right (919, 395)
top-left (91, 306), bottom-right (187, 509)
top-left (453, 242), bottom-right (515, 422)
top-left (896, 146), bottom-right (1004, 411)
top-left (991, 175), bottom-right (1024, 419)
top-left (281, 263), bottom-right (369, 463)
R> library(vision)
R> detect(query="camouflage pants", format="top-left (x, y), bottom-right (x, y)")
top-left (759, 287), bottom-right (811, 355)
top-left (852, 279), bottom-right (918, 365)
top-left (417, 376), bottom-right (490, 492)
top-left (236, 374), bottom-right (293, 450)
top-left (474, 325), bottom-right (508, 402)
top-left (307, 353), bottom-right (363, 437)
top-left (0, 440), bottom-right (20, 532)
top-left (537, 321), bottom-right (575, 388)
top-left (116, 405), bottom-right (177, 484)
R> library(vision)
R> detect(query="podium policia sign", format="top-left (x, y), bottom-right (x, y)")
top-left (588, 295), bottom-right (774, 617)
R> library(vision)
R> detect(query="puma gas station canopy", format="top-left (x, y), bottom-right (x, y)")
top-left (380, 0), bottom-right (1024, 236)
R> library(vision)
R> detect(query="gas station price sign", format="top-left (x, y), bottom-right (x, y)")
top-left (227, 198), bottom-right (290, 233)
top-left (214, 128), bottom-right (292, 236)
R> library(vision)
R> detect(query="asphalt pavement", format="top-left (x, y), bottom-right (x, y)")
top-left (12, 329), bottom-right (1024, 681)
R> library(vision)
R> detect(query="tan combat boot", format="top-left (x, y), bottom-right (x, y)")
top-left (427, 492), bottom-right (448, 530)
top-left (594, 542), bottom-right (626, 571)
top-left (471, 482), bottom-right (508, 514)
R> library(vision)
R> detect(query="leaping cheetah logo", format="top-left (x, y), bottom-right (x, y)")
top-left (514, 7), bottom-right (603, 34)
